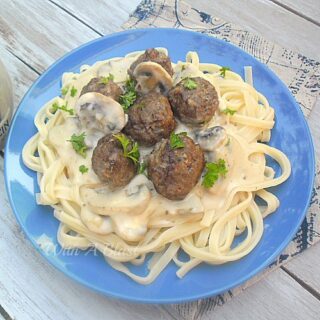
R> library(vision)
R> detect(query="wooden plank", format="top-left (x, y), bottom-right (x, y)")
top-left (0, 0), bottom-right (98, 73)
top-left (284, 243), bottom-right (320, 296)
top-left (199, 270), bottom-right (320, 320)
top-left (184, 0), bottom-right (320, 60)
top-left (50, 0), bottom-right (140, 35)
top-left (0, 47), bottom-right (38, 110)
top-left (0, 159), bottom-right (176, 320)
top-left (269, 0), bottom-right (320, 26)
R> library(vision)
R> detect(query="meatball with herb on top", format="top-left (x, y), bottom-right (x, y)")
top-left (92, 134), bottom-right (138, 189)
top-left (148, 133), bottom-right (205, 200)
top-left (168, 77), bottom-right (219, 124)
top-left (124, 92), bottom-right (176, 146)
top-left (81, 76), bottom-right (122, 102)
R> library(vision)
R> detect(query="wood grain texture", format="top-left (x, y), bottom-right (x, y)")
top-left (269, 0), bottom-right (320, 26)
top-left (50, 0), bottom-right (139, 35)
top-left (201, 270), bottom-right (320, 320)
top-left (284, 243), bottom-right (320, 295)
top-left (185, 0), bottom-right (320, 60)
top-left (0, 0), bottom-right (320, 319)
top-left (0, 0), bottom-right (98, 73)
top-left (0, 160), bottom-right (177, 320)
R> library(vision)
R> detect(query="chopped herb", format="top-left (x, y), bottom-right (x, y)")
top-left (138, 162), bottom-right (147, 174)
top-left (100, 73), bottom-right (115, 84)
top-left (70, 86), bottom-right (77, 97)
top-left (181, 65), bottom-right (186, 71)
top-left (61, 86), bottom-right (69, 96)
top-left (119, 78), bottom-right (137, 111)
top-left (202, 159), bottom-right (228, 188)
top-left (170, 132), bottom-right (187, 149)
top-left (220, 66), bottom-right (231, 78)
top-left (183, 78), bottom-right (197, 90)
top-left (113, 133), bottom-right (140, 164)
top-left (67, 132), bottom-right (87, 158)
top-left (222, 108), bottom-right (236, 115)
top-left (79, 165), bottom-right (89, 174)
top-left (52, 102), bottom-right (74, 115)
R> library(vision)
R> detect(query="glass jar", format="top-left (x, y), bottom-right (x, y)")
top-left (0, 58), bottom-right (13, 150)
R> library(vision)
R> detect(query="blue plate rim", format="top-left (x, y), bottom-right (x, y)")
top-left (4, 27), bottom-right (316, 304)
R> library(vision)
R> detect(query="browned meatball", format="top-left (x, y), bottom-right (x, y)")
top-left (92, 134), bottom-right (137, 188)
top-left (123, 92), bottom-right (176, 146)
top-left (129, 48), bottom-right (174, 77)
top-left (168, 77), bottom-right (219, 124)
top-left (148, 135), bottom-right (205, 200)
top-left (81, 77), bottom-right (122, 101)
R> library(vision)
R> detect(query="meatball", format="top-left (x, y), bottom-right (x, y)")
top-left (148, 135), bottom-right (205, 200)
top-left (168, 77), bottom-right (219, 124)
top-left (92, 134), bottom-right (137, 188)
top-left (129, 48), bottom-right (174, 77)
top-left (123, 92), bottom-right (176, 146)
top-left (81, 77), bottom-right (122, 101)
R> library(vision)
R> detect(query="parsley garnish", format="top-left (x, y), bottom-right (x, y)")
top-left (70, 86), bottom-right (77, 97)
top-left (220, 66), bottom-right (231, 78)
top-left (170, 132), bottom-right (187, 149)
top-left (52, 102), bottom-right (74, 115)
top-left (79, 165), bottom-right (89, 174)
top-left (183, 78), bottom-right (197, 90)
top-left (138, 162), bottom-right (147, 174)
top-left (202, 159), bottom-right (228, 188)
top-left (67, 133), bottom-right (87, 158)
top-left (222, 108), bottom-right (236, 115)
top-left (61, 86), bottom-right (69, 96)
top-left (113, 133), bottom-right (140, 164)
top-left (100, 73), bottom-right (114, 85)
top-left (119, 78), bottom-right (137, 111)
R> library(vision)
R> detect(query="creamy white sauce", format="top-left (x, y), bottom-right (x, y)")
top-left (51, 50), bottom-right (266, 242)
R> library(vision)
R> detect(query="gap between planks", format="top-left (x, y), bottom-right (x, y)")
top-left (281, 266), bottom-right (320, 301)
top-left (0, 304), bottom-right (12, 320)
top-left (268, 0), bottom-right (320, 27)
top-left (48, 0), bottom-right (104, 36)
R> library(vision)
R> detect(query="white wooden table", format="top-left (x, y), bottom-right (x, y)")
top-left (0, 1), bottom-right (319, 319)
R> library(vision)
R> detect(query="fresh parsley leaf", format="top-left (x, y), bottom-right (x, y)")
top-left (138, 162), bottom-right (147, 174)
top-left (70, 86), bottom-right (77, 97)
top-left (220, 66), bottom-right (231, 78)
top-left (183, 78), bottom-right (197, 90)
top-left (52, 102), bottom-right (74, 115)
top-left (202, 159), bottom-right (228, 188)
top-left (61, 86), bottom-right (69, 96)
top-left (170, 132), bottom-right (187, 149)
top-left (119, 78), bottom-right (137, 111)
top-left (100, 73), bottom-right (115, 85)
top-left (79, 165), bottom-right (89, 174)
top-left (222, 108), bottom-right (236, 115)
top-left (113, 133), bottom-right (140, 164)
top-left (68, 132), bottom-right (87, 158)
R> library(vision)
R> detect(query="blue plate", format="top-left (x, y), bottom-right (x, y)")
top-left (4, 28), bottom-right (315, 303)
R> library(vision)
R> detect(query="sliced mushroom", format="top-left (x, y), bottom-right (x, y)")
top-left (75, 92), bottom-right (127, 134)
top-left (80, 206), bottom-right (113, 235)
top-left (133, 61), bottom-right (173, 95)
top-left (196, 126), bottom-right (227, 151)
top-left (80, 175), bottom-right (151, 216)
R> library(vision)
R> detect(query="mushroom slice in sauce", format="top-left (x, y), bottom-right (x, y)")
top-left (133, 61), bottom-right (173, 95)
top-left (75, 92), bottom-right (127, 135)
top-left (196, 126), bottom-right (227, 151)
top-left (80, 175), bottom-right (151, 216)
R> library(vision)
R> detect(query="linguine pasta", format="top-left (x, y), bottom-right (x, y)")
top-left (23, 49), bottom-right (291, 284)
